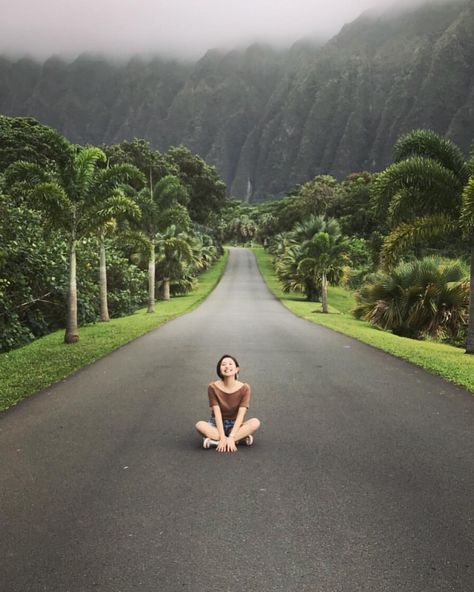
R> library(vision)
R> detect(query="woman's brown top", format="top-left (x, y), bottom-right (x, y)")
top-left (208, 382), bottom-right (251, 420)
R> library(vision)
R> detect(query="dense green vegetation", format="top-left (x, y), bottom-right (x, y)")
top-left (0, 117), bottom-right (226, 352)
top-left (0, 252), bottom-right (228, 411)
top-left (221, 128), bottom-right (473, 356)
top-left (0, 1), bottom-right (471, 200)
top-left (1, 110), bottom-right (472, 406)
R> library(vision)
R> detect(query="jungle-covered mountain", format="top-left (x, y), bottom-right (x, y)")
top-left (0, 0), bottom-right (473, 201)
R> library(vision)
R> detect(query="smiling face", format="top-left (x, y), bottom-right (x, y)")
top-left (219, 356), bottom-right (239, 379)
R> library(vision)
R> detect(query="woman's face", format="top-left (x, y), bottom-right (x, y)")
top-left (220, 357), bottom-right (239, 378)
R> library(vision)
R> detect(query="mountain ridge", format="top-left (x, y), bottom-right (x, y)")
top-left (0, 0), bottom-right (472, 201)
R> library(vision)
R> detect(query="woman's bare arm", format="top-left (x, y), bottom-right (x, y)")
top-left (229, 407), bottom-right (247, 439)
top-left (212, 405), bottom-right (226, 440)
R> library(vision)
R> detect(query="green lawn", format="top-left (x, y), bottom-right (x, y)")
top-left (0, 251), bottom-right (228, 412)
top-left (253, 246), bottom-right (474, 393)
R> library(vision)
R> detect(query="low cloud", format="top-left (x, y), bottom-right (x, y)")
top-left (0, 0), bottom-right (457, 61)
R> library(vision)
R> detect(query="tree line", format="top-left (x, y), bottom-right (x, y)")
top-left (2, 117), bottom-right (473, 355)
top-left (0, 116), bottom-right (226, 351)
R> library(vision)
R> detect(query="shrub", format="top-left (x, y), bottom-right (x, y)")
top-left (353, 257), bottom-right (469, 343)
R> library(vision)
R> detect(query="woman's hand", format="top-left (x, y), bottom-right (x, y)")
top-left (216, 436), bottom-right (237, 452)
top-left (226, 436), bottom-right (237, 452)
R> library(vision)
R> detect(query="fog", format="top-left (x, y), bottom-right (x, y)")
top-left (0, 0), bottom-right (460, 61)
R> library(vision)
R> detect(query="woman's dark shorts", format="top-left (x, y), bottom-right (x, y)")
top-left (208, 417), bottom-right (235, 436)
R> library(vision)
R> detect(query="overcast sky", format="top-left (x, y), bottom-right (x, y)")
top-left (0, 0), bottom-right (446, 61)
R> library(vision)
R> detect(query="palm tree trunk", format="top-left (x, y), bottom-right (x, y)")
top-left (305, 279), bottom-right (320, 302)
top-left (321, 272), bottom-right (329, 313)
top-left (99, 234), bottom-right (110, 322)
top-left (147, 243), bottom-right (156, 313)
top-left (466, 244), bottom-right (474, 354)
top-left (65, 239), bottom-right (79, 343)
top-left (163, 278), bottom-right (170, 300)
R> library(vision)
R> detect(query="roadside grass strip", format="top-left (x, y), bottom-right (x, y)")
top-left (0, 251), bottom-right (229, 412)
top-left (253, 247), bottom-right (474, 393)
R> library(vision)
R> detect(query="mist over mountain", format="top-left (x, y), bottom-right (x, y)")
top-left (0, 0), bottom-right (472, 201)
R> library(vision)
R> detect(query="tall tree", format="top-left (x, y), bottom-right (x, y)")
top-left (0, 115), bottom-right (72, 173)
top-left (5, 147), bottom-right (143, 342)
top-left (299, 230), bottom-right (351, 313)
top-left (165, 146), bottom-right (226, 224)
top-left (130, 175), bottom-right (189, 312)
top-left (155, 226), bottom-right (193, 300)
top-left (103, 139), bottom-right (173, 191)
top-left (372, 129), bottom-right (474, 353)
top-left (275, 217), bottom-right (350, 306)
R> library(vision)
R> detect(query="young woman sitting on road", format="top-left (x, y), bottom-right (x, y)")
top-left (195, 354), bottom-right (261, 452)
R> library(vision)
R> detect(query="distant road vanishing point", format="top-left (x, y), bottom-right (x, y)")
top-left (1, 247), bottom-right (473, 591)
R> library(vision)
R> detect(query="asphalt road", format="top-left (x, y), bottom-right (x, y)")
top-left (1, 247), bottom-right (473, 592)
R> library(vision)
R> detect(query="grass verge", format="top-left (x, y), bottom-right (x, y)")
top-left (253, 246), bottom-right (474, 393)
top-left (0, 251), bottom-right (229, 412)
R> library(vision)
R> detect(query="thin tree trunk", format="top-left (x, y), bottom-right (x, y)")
top-left (163, 278), bottom-right (170, 301)
top-left (321, 272), bottom-right (329, 313)
top-left (466, 244), bottom-right (474, 354)
top-left (99, 234), bottom-right (110, 322)
top-left (305, 279), bottom-right (320, 302)
top-left (65, 239), bottom-right (79, 343)
top-left (147, 243), bottom-right (156, 313)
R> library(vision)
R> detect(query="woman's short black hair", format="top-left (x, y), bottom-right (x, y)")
top-left (216, 354), bottom-right (240, 379)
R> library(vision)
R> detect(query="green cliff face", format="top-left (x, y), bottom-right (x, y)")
top-left (0, 0), bottom-right (472, 201)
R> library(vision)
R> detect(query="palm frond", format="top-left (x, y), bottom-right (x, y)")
top-left (291, 215), bottom-right (326, 241)
top-left (386, 188), bottom-right (422, 226)
top-left (381, 215), bottom-right (457, 268)
top-left (394, 129), bottom-right (469, 183)
top-left (461, 177), bottom-right (474, 239)
top-left (73, 147), bottom-right (106, 198)
top-left (121, 230), bottom-right (153, 257)
top-left (4, 160), bottom-right (50, 188)
top-left (158, 204), bottom-right (192, 233)
top-left (93, 164), bottom-right (145, 193)
top-left (32, 182), bottom-right (72, 226)
top-left (372, 157), bottom-right (462, 219)
top-left (153, 175), bottom-right (188, 209)
top-left (76, 189), bottom-right (141, 237)
top-left (354, 256), bottom-right (468, 339)
top-left (96, 191), bottom-right (142, 222)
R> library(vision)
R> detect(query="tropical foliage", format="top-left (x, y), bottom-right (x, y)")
top-left (0, 117), bottom-right (225, 352)
top-left (371, 129), bottom-right (474, 352)
top-left (1, 112), bottom-right (473, 357)
top-left (273, 216), bottom-right (351, 308)
top-left (4, 145), bottom-right (144, 342)
top-left (354, 258), bottom-right (469, 342)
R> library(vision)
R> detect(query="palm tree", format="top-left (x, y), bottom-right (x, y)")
top-left (275, 243), bottom-right (320, 299)
top-left (291, 215), bottom-right (326, 242)
top-left (372, 129), bottom-right (474, 353)
top-left (98, 221), bottom-right (116, 322)
top-left (155, 226), bottom-right (194, 300)
top-left (354, 257), bottom-right (469, 341)
top-left (267, 232), bottom-right (297, 258)
top-left (130, 175), bottom-right (189, 312)
top-left (95, 167), bottom-right (143, 322)
top-left (275, 218), bottom-right (350, 308)
top-left (228, 213), bottom-right (258, 244)
top-left (5, 148), bottom-right (143, 342)
top-left (298, 229), bottom-right (351, 312)
top-left (188, 232), bottom-right (218, 274)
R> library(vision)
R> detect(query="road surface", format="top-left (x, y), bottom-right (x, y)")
top-left (1, 247), bottom-right (473, 591)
